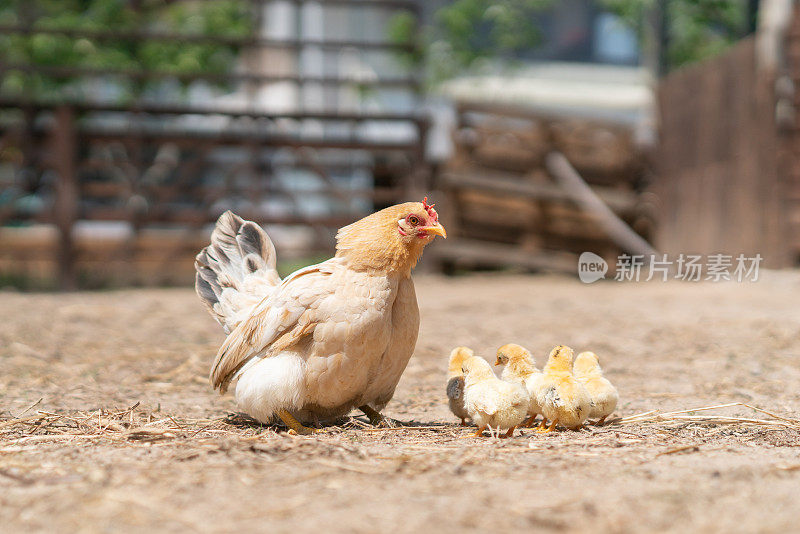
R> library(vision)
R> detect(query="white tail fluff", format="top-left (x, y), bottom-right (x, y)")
top-left (195, 211), bottom-right (281, 333)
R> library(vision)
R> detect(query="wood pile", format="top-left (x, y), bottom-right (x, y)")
top-left (432, 102), bottom-right (656, 274)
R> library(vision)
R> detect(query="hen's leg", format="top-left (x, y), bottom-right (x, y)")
top-left (277, 410), bottom-right (318, 435)
top-left (358, 405), bottom-right (397, 427)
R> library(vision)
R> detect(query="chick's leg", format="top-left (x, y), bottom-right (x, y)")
top-left (502, 426), bottom-right (516, 439)
top-left (522, 416), bottom-right (533, 427)
top-left (535, 418), bottom-right (548, 430)
top-left (461, 425), bottom-right (487, 438)
top-left (536, 419), bottom-right (558, 433)
top-left (277, 409), bottom-right (318, 435)
top-left (596, 416), bottom-right (607, 426)
top-left (523, 416), bottom-right (539, 428)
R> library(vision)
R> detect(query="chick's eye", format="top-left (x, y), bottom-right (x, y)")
top-left (408, 215), bottom-right (420, 226)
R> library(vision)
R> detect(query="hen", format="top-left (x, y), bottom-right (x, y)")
top-left (195, 199), bottom-right (446, 433)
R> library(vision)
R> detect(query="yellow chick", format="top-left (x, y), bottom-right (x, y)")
top-left (446, 347), bottom-right (474, 425)
top-left (462, 355), bottom-right (529, 438)
top-left (573, 351), bottom-right (619, 425)
top-left (535, 345), bottom-right (592, 432)
top-left (495, 343), bottom-right (544, 427)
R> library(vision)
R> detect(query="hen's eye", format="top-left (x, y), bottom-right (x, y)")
top-left (408, 215), bottom-right (420, 226)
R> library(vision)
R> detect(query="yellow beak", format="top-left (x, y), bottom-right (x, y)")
top-left (421, 223), bottom-right (447, 239)
top-left (494, 359), bottom-right (501, 366)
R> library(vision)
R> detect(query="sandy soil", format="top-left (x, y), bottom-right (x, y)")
top-left (1, 273), bottom-right (800, 533)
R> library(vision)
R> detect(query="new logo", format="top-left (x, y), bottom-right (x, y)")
top-left (578, 252), bottom-right (607, 283)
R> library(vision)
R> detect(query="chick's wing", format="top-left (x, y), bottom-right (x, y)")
top-left (447, 376), bottom-right (464, 400)
top-left (543, 385), bottom-right (563, 408)
top-left (471, 383), bottom-right (499, 415)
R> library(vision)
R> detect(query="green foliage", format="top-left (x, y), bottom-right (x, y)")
top-left (393, 0), bottom-right (750, 86)
top-left (0, 0), bottom-right (252, 100)
top-left (602, 0), bottom-right (748, 69)
top-left (389, 0), bottom-right (552, 85)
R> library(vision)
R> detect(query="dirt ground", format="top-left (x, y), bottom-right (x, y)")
top-left (2, 273), bottom-right (800, 533)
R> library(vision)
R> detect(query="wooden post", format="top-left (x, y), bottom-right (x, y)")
top-left (546, 151), bottom-right (659, 259)
top-left (53, 106), bottom-right (78, 290)
top-left (406, 117), bottom-right (431, 200)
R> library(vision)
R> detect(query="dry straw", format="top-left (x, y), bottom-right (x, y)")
top-left (1, 401), bottom-right (798, 447)
top-left (612, 402), bottom-right (800, 430)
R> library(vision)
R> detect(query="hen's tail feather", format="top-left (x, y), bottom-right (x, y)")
top-left (195, 211), bottom-right (280, 333)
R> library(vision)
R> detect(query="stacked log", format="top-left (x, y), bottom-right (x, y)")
top-left (433, 102), bottom-right (655, 274)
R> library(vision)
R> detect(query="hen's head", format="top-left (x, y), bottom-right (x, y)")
top-left (396, 197), bottom-right (447, 243)
top-left (336, 197), bottom-right (446, 274)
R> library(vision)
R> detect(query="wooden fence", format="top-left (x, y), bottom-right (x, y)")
top-left (0, 0), bottom-right (429, 288)
top-left (655, 27), bottom-right (798, 268)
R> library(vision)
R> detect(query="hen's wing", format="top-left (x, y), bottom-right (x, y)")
top-left (209, 259), bottom-right (337, 392)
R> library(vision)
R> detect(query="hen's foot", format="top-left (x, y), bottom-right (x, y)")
top-left (358, 405), bottom-right (398, 428)
top-left (278, 410), bottom-right (319, 435)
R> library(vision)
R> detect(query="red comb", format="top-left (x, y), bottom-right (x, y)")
top-left (422, 196), bottom-right (438, 221)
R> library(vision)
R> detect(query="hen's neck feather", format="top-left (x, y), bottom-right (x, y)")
top-left (335, 209), bottom-right (425, 276)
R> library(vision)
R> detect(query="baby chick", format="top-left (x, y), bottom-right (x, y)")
top-left (573, 351), bottom-right (618, 425)
top-left (536, 345), bottom-right (592, 432)
top-left (495, 343), bottom-right (544, 427)
top-left (447, 346), bottom-right (474, 425)
top-left (462, 355), bottom-right (529, 438)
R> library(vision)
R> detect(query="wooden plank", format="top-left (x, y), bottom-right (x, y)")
top-left (439, 170), bottom-right (638, 214)
top-left (0, 97), bottom-right (428, 124)
top-left (546, 152), bottom-right (657, 258)
top-left (432, 239), bottom-right (577, 273)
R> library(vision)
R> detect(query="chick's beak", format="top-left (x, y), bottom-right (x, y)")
top-left (420, 222), bottom-right (447, 239)
top-left (494, 359), bottom-right (501, 366)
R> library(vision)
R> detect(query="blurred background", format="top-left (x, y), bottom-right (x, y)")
top-left (0, 0), bottom-right (794, 289)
